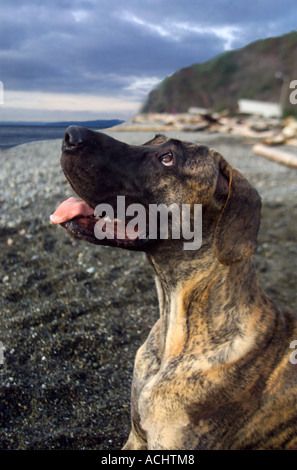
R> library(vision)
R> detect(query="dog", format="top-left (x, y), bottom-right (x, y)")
top-left (51, 126), bottom-right (297, 450)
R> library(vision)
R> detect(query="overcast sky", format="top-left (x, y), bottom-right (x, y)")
top-left (1, 0), bottom-right (296, 122)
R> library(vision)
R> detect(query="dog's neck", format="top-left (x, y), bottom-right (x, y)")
top-left (148, 249), bottom-right (277, 368)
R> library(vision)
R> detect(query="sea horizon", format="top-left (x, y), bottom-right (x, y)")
top-left (0, 119), bottom-right (125, 150)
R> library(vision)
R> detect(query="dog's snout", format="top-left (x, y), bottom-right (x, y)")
top-left (63, 125), bottom-right (90, 150)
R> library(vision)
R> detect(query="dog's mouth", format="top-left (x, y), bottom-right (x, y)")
top-left (50, 196), bottom-right (150, 249)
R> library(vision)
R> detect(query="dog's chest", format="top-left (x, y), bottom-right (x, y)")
top-left (131, 320), bottom-right (163, 412)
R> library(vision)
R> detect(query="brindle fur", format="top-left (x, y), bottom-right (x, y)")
top-left (58, 128), bottom-right (297, 450)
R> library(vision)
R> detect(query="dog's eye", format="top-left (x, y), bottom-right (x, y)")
top-left (160, 152), bottom-right (174, 166)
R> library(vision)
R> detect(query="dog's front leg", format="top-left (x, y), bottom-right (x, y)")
top-left (122, 426), bottom-right (147, 450)
top-left (138, 387), bottom-right (194, 450)
top-left (141, 413), bottom-right (194, 450)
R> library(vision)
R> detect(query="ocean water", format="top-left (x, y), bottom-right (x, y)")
top-left (0, 122), bottom-right (122, 150)
top-left (0, 125), bottom-right (68, 150)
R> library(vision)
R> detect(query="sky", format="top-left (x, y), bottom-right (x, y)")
top-left (0, 0), bottom-right (297, 122)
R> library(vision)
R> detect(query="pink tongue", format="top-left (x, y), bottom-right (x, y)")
top-left (50, 196), bottom-right (94, 224)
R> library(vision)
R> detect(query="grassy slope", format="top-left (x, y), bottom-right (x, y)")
top-left (143, 31), bottom-right (297, 114)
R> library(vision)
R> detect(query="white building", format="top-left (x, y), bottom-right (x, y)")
top-left (238, 99), bottom-right (282, 118)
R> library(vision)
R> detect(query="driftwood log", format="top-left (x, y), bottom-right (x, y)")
top-left (253, 144), bottom-right (297, 168)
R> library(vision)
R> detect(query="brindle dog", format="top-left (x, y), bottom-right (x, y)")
top-left (51, 126), bottom-right (297, 450)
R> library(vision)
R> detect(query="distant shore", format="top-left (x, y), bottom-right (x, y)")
top-left (1, 111), bottom-right (297, 149)
top-left (116, 112), bottom-right (297, 147)
top-left (0, 120), bottom-right (124, 150)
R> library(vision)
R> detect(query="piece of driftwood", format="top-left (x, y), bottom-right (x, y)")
top-left (253, 144), bottom-right (297, 168)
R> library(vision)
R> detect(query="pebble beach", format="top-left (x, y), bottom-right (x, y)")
top-left (0, 128), bottom-right (296, 449)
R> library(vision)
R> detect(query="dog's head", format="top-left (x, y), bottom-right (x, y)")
top-left (51, 127), bottom-right (261, 265)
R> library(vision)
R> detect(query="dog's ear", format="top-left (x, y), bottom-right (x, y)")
top-left (214, 158), bottom-right (261, 265)
top-left (143, 134), bottom-right (168, 146)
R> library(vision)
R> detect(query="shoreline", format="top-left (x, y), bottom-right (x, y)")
top-left (1, 111), bottom-right (297, 151)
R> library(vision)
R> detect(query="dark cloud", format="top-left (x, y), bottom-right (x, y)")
top-left (0, 0), bottom-right (296, 119)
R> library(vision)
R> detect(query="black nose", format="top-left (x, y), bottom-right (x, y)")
top-left (63, 125), bottom-right (90, 149)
